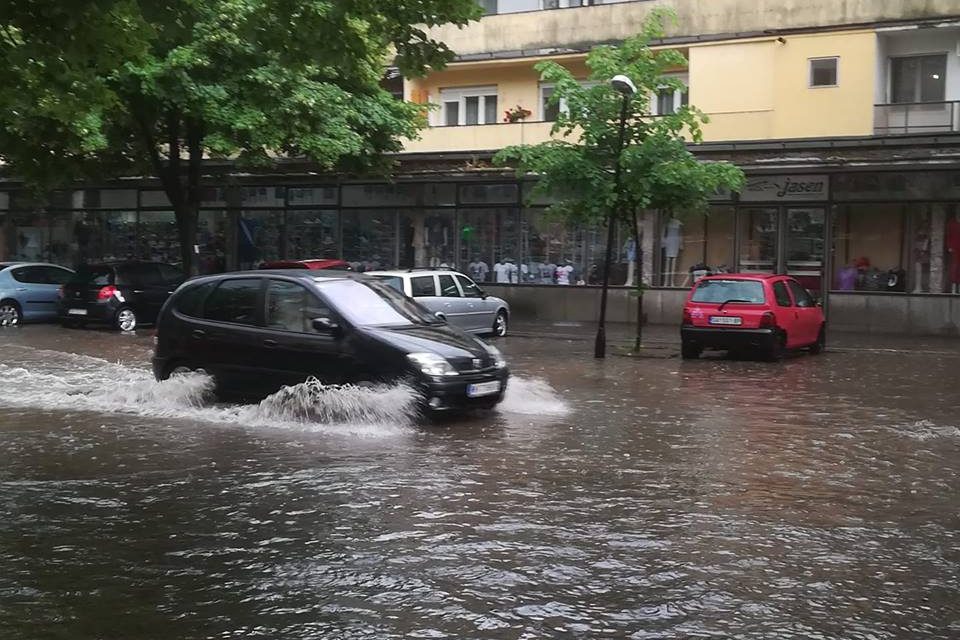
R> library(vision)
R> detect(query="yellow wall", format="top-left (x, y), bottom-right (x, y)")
top-left (771, 31), bottom-right (876, 138)
top-left (402, 30), bottom-right (880, 153)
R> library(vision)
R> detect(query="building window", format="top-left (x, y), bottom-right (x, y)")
top-left (439, 87), bottom-right (498, 126)
top-left (476, 0), bottom-right (497, 15)
top-left (650, 74), bottom-right (689, 115)
top-left (540, 81), bottom-right (599, 121)
top-left (809, 57), bottom-right (838, 88)
top-left (890, 55), bottom-right (946, 103)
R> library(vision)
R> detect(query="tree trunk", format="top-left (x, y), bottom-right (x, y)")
top-left (175, 203), bottom-right (198, 276)
top-left (632, 208), bottom-right (643, 354)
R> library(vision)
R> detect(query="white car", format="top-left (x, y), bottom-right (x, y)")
top-left (366, 268), bottom-right (510, 337)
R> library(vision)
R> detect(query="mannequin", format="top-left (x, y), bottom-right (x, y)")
top-left (947, 211), bottom-right (960, 294)
top-left (913, 220), bottom-right (930, 294)
top-left (556, 260), bottom-right (574, 285)
top-left (623, 237), bottom-right (637, 286)
top-left (662, 217), bottom-right (683, 286)
top-left (468, 256), bottom-right (489, 282)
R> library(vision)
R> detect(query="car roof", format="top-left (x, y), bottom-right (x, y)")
top-left (699, 273), bottom-right (788, 282)
top-left (0, 261), bottom-right (72, 270)
top-left (183, 269), bottom-right (363, 286)
top-left (366, 269), bottom-right (461, 277)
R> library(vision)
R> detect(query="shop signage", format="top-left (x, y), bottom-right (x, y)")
top-left (740, 175), bottom-right (829, 202)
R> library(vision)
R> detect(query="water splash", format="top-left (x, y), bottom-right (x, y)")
top-left (0, 347), bottom-right (417, 434)
top-left (498, 376), bottom-right (570, 416)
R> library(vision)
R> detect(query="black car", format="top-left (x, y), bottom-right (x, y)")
top-left (60, 262), bottom-right (186, 331)
top-left (151, 270), bottom-right (510, 411)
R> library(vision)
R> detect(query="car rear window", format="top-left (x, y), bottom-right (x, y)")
top-left (70, 265), bottom-right (114, 286)
top-left (372, 276), bottom-right (404, 293)
top-left (691, 279), bottom-right (765, 304)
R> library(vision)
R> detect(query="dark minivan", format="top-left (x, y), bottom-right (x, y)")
top-left (152, 271), bottom-right (509, 411)
top-left (60, 261), bottom-right (185, 331)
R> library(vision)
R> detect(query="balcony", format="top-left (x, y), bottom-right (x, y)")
top-left (403, 121), bottom-right (558, 154)
top-left (874, 102), bottom-right (960, 136)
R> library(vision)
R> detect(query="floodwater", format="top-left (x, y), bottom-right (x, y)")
top-left (1, 326), bottom-right (959, 639)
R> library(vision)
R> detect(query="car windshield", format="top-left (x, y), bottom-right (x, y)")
top-left (317, 278), bottom-right (441, 327)
top-left (692, 279), bottom-right (765, 304)
top-left (70, 265), bottom-right (113, 286)
top-left (370, 275), bottom-right (404, 293)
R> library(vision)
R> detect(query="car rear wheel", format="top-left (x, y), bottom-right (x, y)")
top-left (681, 341), bottom-right (702, 360)
top-left (163, 362), bottom-right (209, 380)
top-left (0, 300), bottom-right (22, 327)
top-left (115, 307), bottom-right (137, 332)
top-left (492, 310), bottom-right (508, 337)
top-left (764, 332), bottom-right (786, 362)
top-left (809, 326), bottom-right (826, 354)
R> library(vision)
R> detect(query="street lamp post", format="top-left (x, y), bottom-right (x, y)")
top-left (595, 74), bottom-right (636, 359)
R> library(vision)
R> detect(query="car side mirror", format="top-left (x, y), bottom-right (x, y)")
top-left (434, 311), bottom-right (447, 323)
top-left (479, 289), bottom-right (488, 300)
top-left (312, 317), bottom-right (341, 334)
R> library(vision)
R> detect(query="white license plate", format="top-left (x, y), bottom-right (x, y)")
top-left (67, 308), bottom-right (88, 316)
top-left (709, 316), bottom-right (742, 326)
top-left (467, 381), bottom-right (501, 398)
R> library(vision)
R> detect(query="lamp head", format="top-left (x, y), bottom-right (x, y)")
top-left (610, 74), bottom-right (637, 96)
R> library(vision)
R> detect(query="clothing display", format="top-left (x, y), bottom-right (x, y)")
top-left (493, 260), bottom-right (518, 283)
top-left (662, 218), bottom-right (683, 259)
top-left (468, 260), bottom-right (489, 282)
top-left (947, 215), bottom-right (960, 286)
top-left (556, 264), bottom-right (574, 285)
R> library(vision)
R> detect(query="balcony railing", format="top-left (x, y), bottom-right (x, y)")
top-left (874, 101), bottom-right (960, 135)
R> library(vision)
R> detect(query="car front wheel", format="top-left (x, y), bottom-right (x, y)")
top-left (809, 326), bottom-right (825, 354)
top-left (0, 300), bottom-right (22, 327)
top-left (681, 341), bottom-right (701, 360)
top-left (492, 310), bottom-right (508, 337)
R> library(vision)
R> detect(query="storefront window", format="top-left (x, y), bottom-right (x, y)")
top-left (288, 187), bottom-right (337, 206)
top-left (399, 210), bottom-right (455, 268)
top-left (342, 210), bottom-right (398, 271)
top-left (659, 207), bottom-right (735, 287)
top-left (197, 210), bottom-right (227, 274)
top-left (343, 184), bottom-right (419, 207)
top-left (520, 209), bottom-right (604, 285)
top-left (139, 211), bottom-right (180, 264)
top-left (73, 211), bottom-right (137, 264)
top-left (238, 210), bottom-right (283, 269)
top-left (831, 205), bottom-right (907, 292)
top-left (738, 208), bottom-right (778, 274)
top-left (241, 186), bottom-right (285, 207)
top-left (457, 208), bottom-right (519, 283)
top-left (287, 210), bottom-right (339, 260)
top-left (785, 208), bottom-right (825, 295)
top-left (459, 184), bottom-right (519, 205)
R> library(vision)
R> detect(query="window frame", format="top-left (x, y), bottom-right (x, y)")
top-left (438, 86), bottom-right (499, 126)
top-left (265, 278), bottom-right (332, 334)
top-left (455, 274), bottom-right (485, 299)
top-left (438, 273), bottom-right (462, 298)
top-left (808, 56), bottom-right (839, 89)
top-left (410, 275), bottom-right (438, 297)
top-left (888, 53), bottom-right (947, 104)
top-left (202, 277), bottom-right (264, 327)
top-left (772, 280), bottom-right (794, 307)
top-left (786, 279), bottom-right (815, 308)
top-left (539, 80), bottom-right (601, 121)
top-left (649, 73), bottom-right (690, 116)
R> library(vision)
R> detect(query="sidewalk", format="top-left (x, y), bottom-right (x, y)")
top-left (510, 320), bottom-right (960, 356)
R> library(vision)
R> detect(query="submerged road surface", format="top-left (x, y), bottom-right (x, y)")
top-left (1, 326), bottom-right (958, 639)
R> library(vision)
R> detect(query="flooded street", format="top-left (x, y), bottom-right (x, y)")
top-left (1, 326), bottom-right (959, 639)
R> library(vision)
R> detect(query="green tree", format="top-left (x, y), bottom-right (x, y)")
top-left (494, 10), bottom-right (744, 355)
top-left (0, 0), bottom-right (481, 273)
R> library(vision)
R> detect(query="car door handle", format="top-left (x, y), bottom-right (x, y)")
top-left (263, 339), bottom-right (278, 348)
top-left (15, 287), bottom-right (26, 292)
top-left (191, 329), bottom-right (206, 339)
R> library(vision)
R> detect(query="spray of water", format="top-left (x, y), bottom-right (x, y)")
top-left (498, 376), bottom-right (570, 416)
top-left (0, 347), bottom-right (418, 434)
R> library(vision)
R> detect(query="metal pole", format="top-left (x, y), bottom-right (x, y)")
top-left (595, 96), bottom-right (630, 359)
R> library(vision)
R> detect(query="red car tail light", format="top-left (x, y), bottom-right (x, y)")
top-left (682, 308), bottom-right (693, 326)
top-left (759, 311), bottom-right (777, 329)
top-left (97, 285), bottom-right (118, 301)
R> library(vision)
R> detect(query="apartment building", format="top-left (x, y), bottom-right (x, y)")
top-left (2, 0), bottom-right (960, 333)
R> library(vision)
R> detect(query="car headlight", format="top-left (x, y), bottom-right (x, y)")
top-left (407, 352), bottom-right (458, 377)
top-left (485, 344), bottom-right (507, 369)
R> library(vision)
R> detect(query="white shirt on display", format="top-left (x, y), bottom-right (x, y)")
top-left (556, 264), bottom-right (574, 285)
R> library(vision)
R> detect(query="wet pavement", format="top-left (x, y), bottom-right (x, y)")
top-left (1, 325), bottom-right (959, 639)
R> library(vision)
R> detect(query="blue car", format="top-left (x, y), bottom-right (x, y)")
top-left (0, 262), bottom-right (75, 326)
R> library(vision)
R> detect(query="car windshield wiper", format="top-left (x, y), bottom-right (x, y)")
top-left (718, 298), bottom-right (751, 311)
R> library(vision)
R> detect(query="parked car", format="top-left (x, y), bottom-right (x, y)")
top-left (681, 274), bottom-right (825, 361)
top-left (59, 261), bottom-right (186, 331)
top-left (365, 268), bottom-right (510, 337)
top-left (259, 259), bottom-right (351, 271)
top-left (152, 270), bottom-right (509, 412)
top-left (0, 262), bottom-right (75, 326)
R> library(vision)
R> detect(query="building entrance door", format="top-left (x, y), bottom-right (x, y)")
top-left (736, 206), bottom-right (827, 296)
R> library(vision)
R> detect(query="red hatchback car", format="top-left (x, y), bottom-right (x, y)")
top-left (258, 259), bottom-right (351, 271)
top-left (681, 274), bottom-right (826, 361)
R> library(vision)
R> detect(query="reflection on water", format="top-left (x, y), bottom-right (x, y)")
top-left (1, 329), bottom-right (959, 639)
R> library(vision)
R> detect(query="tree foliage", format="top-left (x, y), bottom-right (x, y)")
top-left (494, 9), bottom-right (745, 225)
top-left (0, 0), bottom-right (481, 272)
